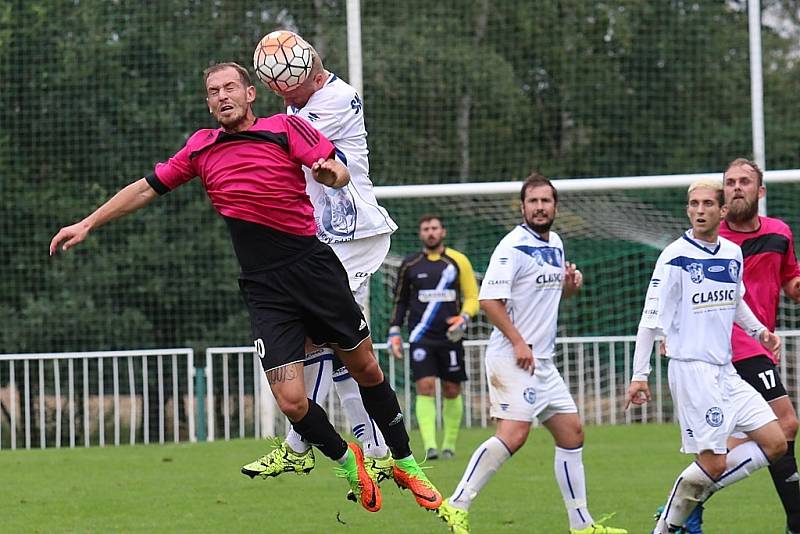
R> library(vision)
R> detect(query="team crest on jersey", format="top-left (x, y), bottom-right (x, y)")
top-left (688, 262), bottom-right (705, 284)
top-left (705, 407), bottom-right (724, 427)
top-left (412, 347), bottom-right (427, 362)
top-left (321, 187), bottom-right (356, 238)
top-left (523, 387), bottom-right (537, 405)
top-left (728, 260), bottom-right (740, 282)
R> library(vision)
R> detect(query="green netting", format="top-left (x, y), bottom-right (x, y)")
top-left (372, 183), bottom-right (800, 345)
top-left (2, 1), bottom-right (800, 353)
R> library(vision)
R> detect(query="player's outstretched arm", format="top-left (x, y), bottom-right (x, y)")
top-left (49, 178), bottom-right (159, 255)
top-left (311, 158), bottom-right (349, 188)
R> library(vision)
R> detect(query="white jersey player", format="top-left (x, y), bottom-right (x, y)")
top-left (626, 180), bottom-right (786, 534)
top-left (438, 173), bottom-right (627, 534)
top-left (244, 43), bottom-right (396, 480)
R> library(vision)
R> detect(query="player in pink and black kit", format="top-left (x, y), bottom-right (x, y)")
top-left (721, 158), bottom-right (800, 534)
top-left (49, 62), bottom-right (441, 514)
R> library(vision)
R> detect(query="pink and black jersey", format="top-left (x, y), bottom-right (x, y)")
top-left (146, 114), bottom-right (335, 270)
top-left (720, 216), bottom-right (800, 363)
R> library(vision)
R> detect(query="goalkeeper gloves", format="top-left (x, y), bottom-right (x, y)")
top-left (446, 313), bottom-right (470, 343)
top-left (388, 326), bottom-right (404, 359)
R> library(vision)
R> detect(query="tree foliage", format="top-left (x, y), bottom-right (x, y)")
top-left (1, 1), bottom-right (799, 352)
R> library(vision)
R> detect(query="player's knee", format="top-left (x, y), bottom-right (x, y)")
top-left (555, 426), bottom-right (584, 450)
top-left (703, 458), bottom-right (727, 480)
top-left (500, 431), bottom-right (527, 453)
top-left (443, 381), bottom-right (461, 398)
top-left (277, 396), bottom-right (309, 422)
top-left (764, 434), bottom-right (788, 461)
top-left (497, 423), bottom-right (530, 453)
top-left (416, 378), bottom-right (435, 396)
top-left (573, 425), bottom-right (584, 445)
top-left (696, 451), bottom-right (727, 480)
top-left (345, 353), bottom-right (383, 386)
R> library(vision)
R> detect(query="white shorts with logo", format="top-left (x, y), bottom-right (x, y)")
top-left (486, 356), bottom-right (577, 423)
top-left (668, 358), bottom-right (776, 454)
top-left (329, 233), bottom-right (391, 309)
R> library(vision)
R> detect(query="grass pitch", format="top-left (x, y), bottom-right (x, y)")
top-left (0, 424), bottom-right (781, 533)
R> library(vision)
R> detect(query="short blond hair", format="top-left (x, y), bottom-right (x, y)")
top-left (687, 180), bottom-right (724, 206)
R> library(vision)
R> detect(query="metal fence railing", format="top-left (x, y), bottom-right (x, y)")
top-left (6, 332), bottom-right (800, 449)
top-left (0, 349), bottom-right (195, 450)
top-left (203, 332), bottom-right (800, 441)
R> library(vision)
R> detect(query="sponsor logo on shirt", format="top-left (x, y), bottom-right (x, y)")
top-left (418, 289), bottom-right (457, 302)
top-left (691, 289), bottom-right (736, 305)
top-left (486, 279), bottom-right (510, 285)
top-left (690, 290), bottom-right (736, 313)
top-left (536, 273), bottom-right (564, 285)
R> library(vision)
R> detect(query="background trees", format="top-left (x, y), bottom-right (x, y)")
top-left (2, 0), bottom-right (798, 352)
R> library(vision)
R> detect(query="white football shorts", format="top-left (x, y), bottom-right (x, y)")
top-left (486, 356), bottom-right (577, 423)
top-left (330, 233), bottom-right (391, 309)
top-left (668, 358), bottom-right (776, 454)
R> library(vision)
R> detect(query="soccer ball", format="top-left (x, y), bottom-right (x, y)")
top-left (253, 30), bottom-right (314, 94)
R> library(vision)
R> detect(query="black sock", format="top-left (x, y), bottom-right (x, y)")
top-left (769, 440), bottom-right (800, 531)
top-left (358, 379), bottom-right (412, 459)
top-left (291, 399), bottom-right (348, 461)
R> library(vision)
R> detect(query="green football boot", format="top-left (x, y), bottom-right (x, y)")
top-left (241, 440), bottom-right (315, 479)
top-left (438, 501), bottom-right (469, 534)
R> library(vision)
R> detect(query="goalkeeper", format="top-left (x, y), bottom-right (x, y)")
top-left (389, 215), bottom-right (479, 459)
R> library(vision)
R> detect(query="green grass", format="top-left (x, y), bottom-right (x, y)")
top-left (0, 424), bottom-right (783, 533)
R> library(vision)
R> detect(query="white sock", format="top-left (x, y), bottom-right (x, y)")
top-left (661, 462), bottom-right (717, 531)
top-left (284, 348), bottom-right (335, 454)
top-left (715, 441), bottom-right (770, 488)
top-left (334, 373), bottom-right (389, 458)
top-left (659, 444), bottom-right (769, 532)
top-left (285, 427), bottom-right (309, 454)
top-left (554, 446), bottom-right (594, 530)
top-left (449, 436), bottom-right (511, 510)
